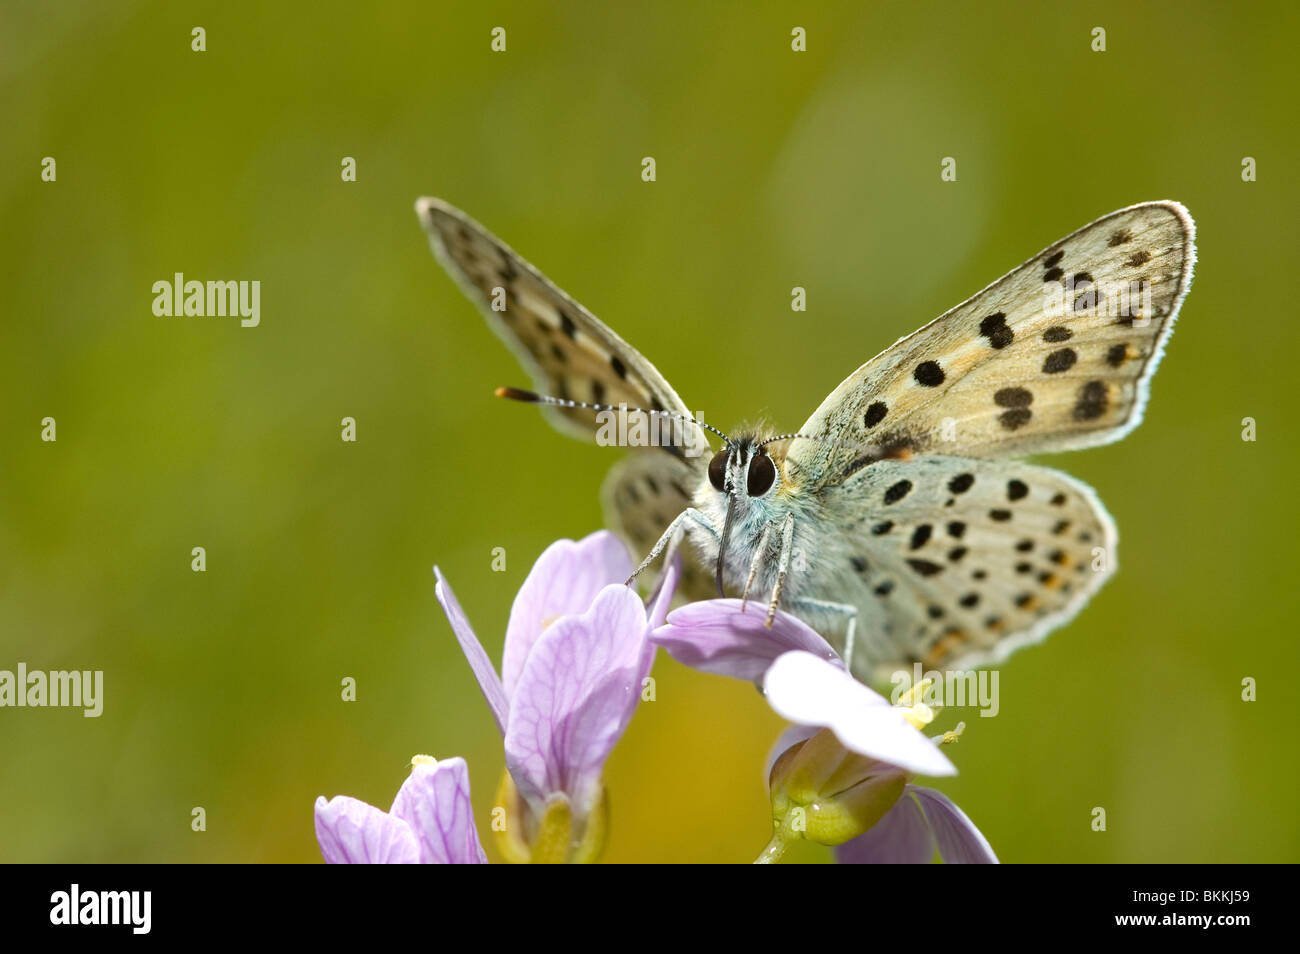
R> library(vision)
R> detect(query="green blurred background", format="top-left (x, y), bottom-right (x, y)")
top-left (2, 0), bottom-right (1297, 863)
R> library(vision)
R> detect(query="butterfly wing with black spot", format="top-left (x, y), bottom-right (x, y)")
top-left (416, 197), bottom-right (707, 459)
top-left (822, 455), bottom-right (1116, 679)
top-left (787, 202), bottom-right (1195, 488)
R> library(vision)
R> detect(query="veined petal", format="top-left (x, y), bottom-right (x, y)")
top-left (390, 757), bottom-right (488, 865)
top-left (912, 786), bottom-right (999, 864)
top-left (646, 551), bottom-right (682, 632)
top-left (652, 600), bottom-right (842, 684)
top-left (503, 531), bottom-right (634, 698)
top-left (314, 795), bottom-right (419, 864)
top-left (434, 567), bottom-right (509, 734)
top-left (763, 651), bottom-right (956, 777)
top-left (504, 584), bottom-right (648, 815)
top-left (834, 790), bottom-right (936, 864)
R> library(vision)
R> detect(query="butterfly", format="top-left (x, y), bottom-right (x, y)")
top-left (416, 197), bottom-right (1195, 682)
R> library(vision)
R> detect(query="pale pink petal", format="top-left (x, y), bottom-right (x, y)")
top-left (389, 758), bottom-right (488, 864)
top-left (503, 531), bottom-right (633, 697)
top-left (762, 651), bottom-right (956, 777)
top-left (646, 551), bottom-right (681, 631)
top-left (912, 786), bottom-right (999, 864)
top-left (834, 790), bottom-right (935, 864)
top-left (652, 600), bottom-right (841, 683)
top-left (503, 584), bottom-right (648, 815)
top-left (434, 567), bottom-right (509, 734)
top-left (314, 795), bottom-right (419, 864)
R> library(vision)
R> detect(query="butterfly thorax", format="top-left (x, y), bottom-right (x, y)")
top-left (690, 432), bottom-right (825, 599)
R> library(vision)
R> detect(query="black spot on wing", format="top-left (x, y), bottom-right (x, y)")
top-left (1073, 380), bottom-right (1109, 420)
top-left (999, 408), bottom-right (1032, 430)
top-left (994, 387), bottom-right (1032, 407)
top-left (914, 361), bottom-right (945, 387)
top-left (1043, 349), bottom-right (1077, 374)
top-left (884, 480), bottom-right (913, 504)
top-left (558, 309), bottom-right (578, 339)
top-left (907, 559), bottom-right (944, 577)
top-left (978, 313), bottom-right (1013, 349)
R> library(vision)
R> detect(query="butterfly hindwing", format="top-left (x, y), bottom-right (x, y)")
top-left (416, 197), bottom-right (705, 457)
top-left (601, 452), bottom-right (716, 602)
top-left (788, 202), bottom-right (1195, 489)
top-left (822, 455), bottom-right (1116, 677)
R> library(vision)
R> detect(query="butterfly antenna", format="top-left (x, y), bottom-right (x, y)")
top-left (757, 432), bottom-right (820, 448)
top-left (495, 386), bottom-right (732, 445)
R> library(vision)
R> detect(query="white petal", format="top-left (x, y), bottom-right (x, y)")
top-left (762, 651), bottom-right (956, 777)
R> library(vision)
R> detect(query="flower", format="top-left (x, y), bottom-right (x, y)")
top-left (434, 530), bottom-right (675, 862)
top-left (833, 783), bottom-right (998, 865)
top-left (314, 755), bottom-right (487, 864)
top-left (760, 651), bottom-right (996, 864)
top-left (653, 599), bottom-right (995, 864)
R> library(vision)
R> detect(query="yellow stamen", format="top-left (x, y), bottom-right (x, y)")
top-left (900, 701), bottom-right (936, 730)
top-left (897, 678), bottom-right (932, 708)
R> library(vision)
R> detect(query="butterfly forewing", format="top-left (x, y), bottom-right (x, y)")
top-left (788, 202), bottom-right (1195, 489)
top-left (416, 198), bottom-right (706, 458)
top-left (824, 455), bottom-right (1116, 676)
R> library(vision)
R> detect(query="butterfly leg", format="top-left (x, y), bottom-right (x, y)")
top-left (764, 513), bottom-right (798, 628)
top-left (787, 597), bottom-right (859, 672)
top-left (625, 508), bottom-right (719, 586)
top-left (741, 521), bottom-right (775, 609)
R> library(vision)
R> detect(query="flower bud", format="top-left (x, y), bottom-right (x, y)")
top-left (761, 729), bottom-right (908, 860)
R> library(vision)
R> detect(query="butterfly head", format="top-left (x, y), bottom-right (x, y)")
top-left (704, 431), bottom-right (819, 596)
top-left (707, 436), bottom-right (779, 499)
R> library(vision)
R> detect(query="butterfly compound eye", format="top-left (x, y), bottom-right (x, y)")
top-left (747, 453), bottom-right (776, 497)
top-left (708, 450), bottom-right (729, 492)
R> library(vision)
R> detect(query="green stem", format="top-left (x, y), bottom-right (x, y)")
top-left (753, 833), bottom-right (790, 864)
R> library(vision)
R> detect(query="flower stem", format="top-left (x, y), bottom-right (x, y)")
top-left (753, 833), bottom-right (790, 864)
